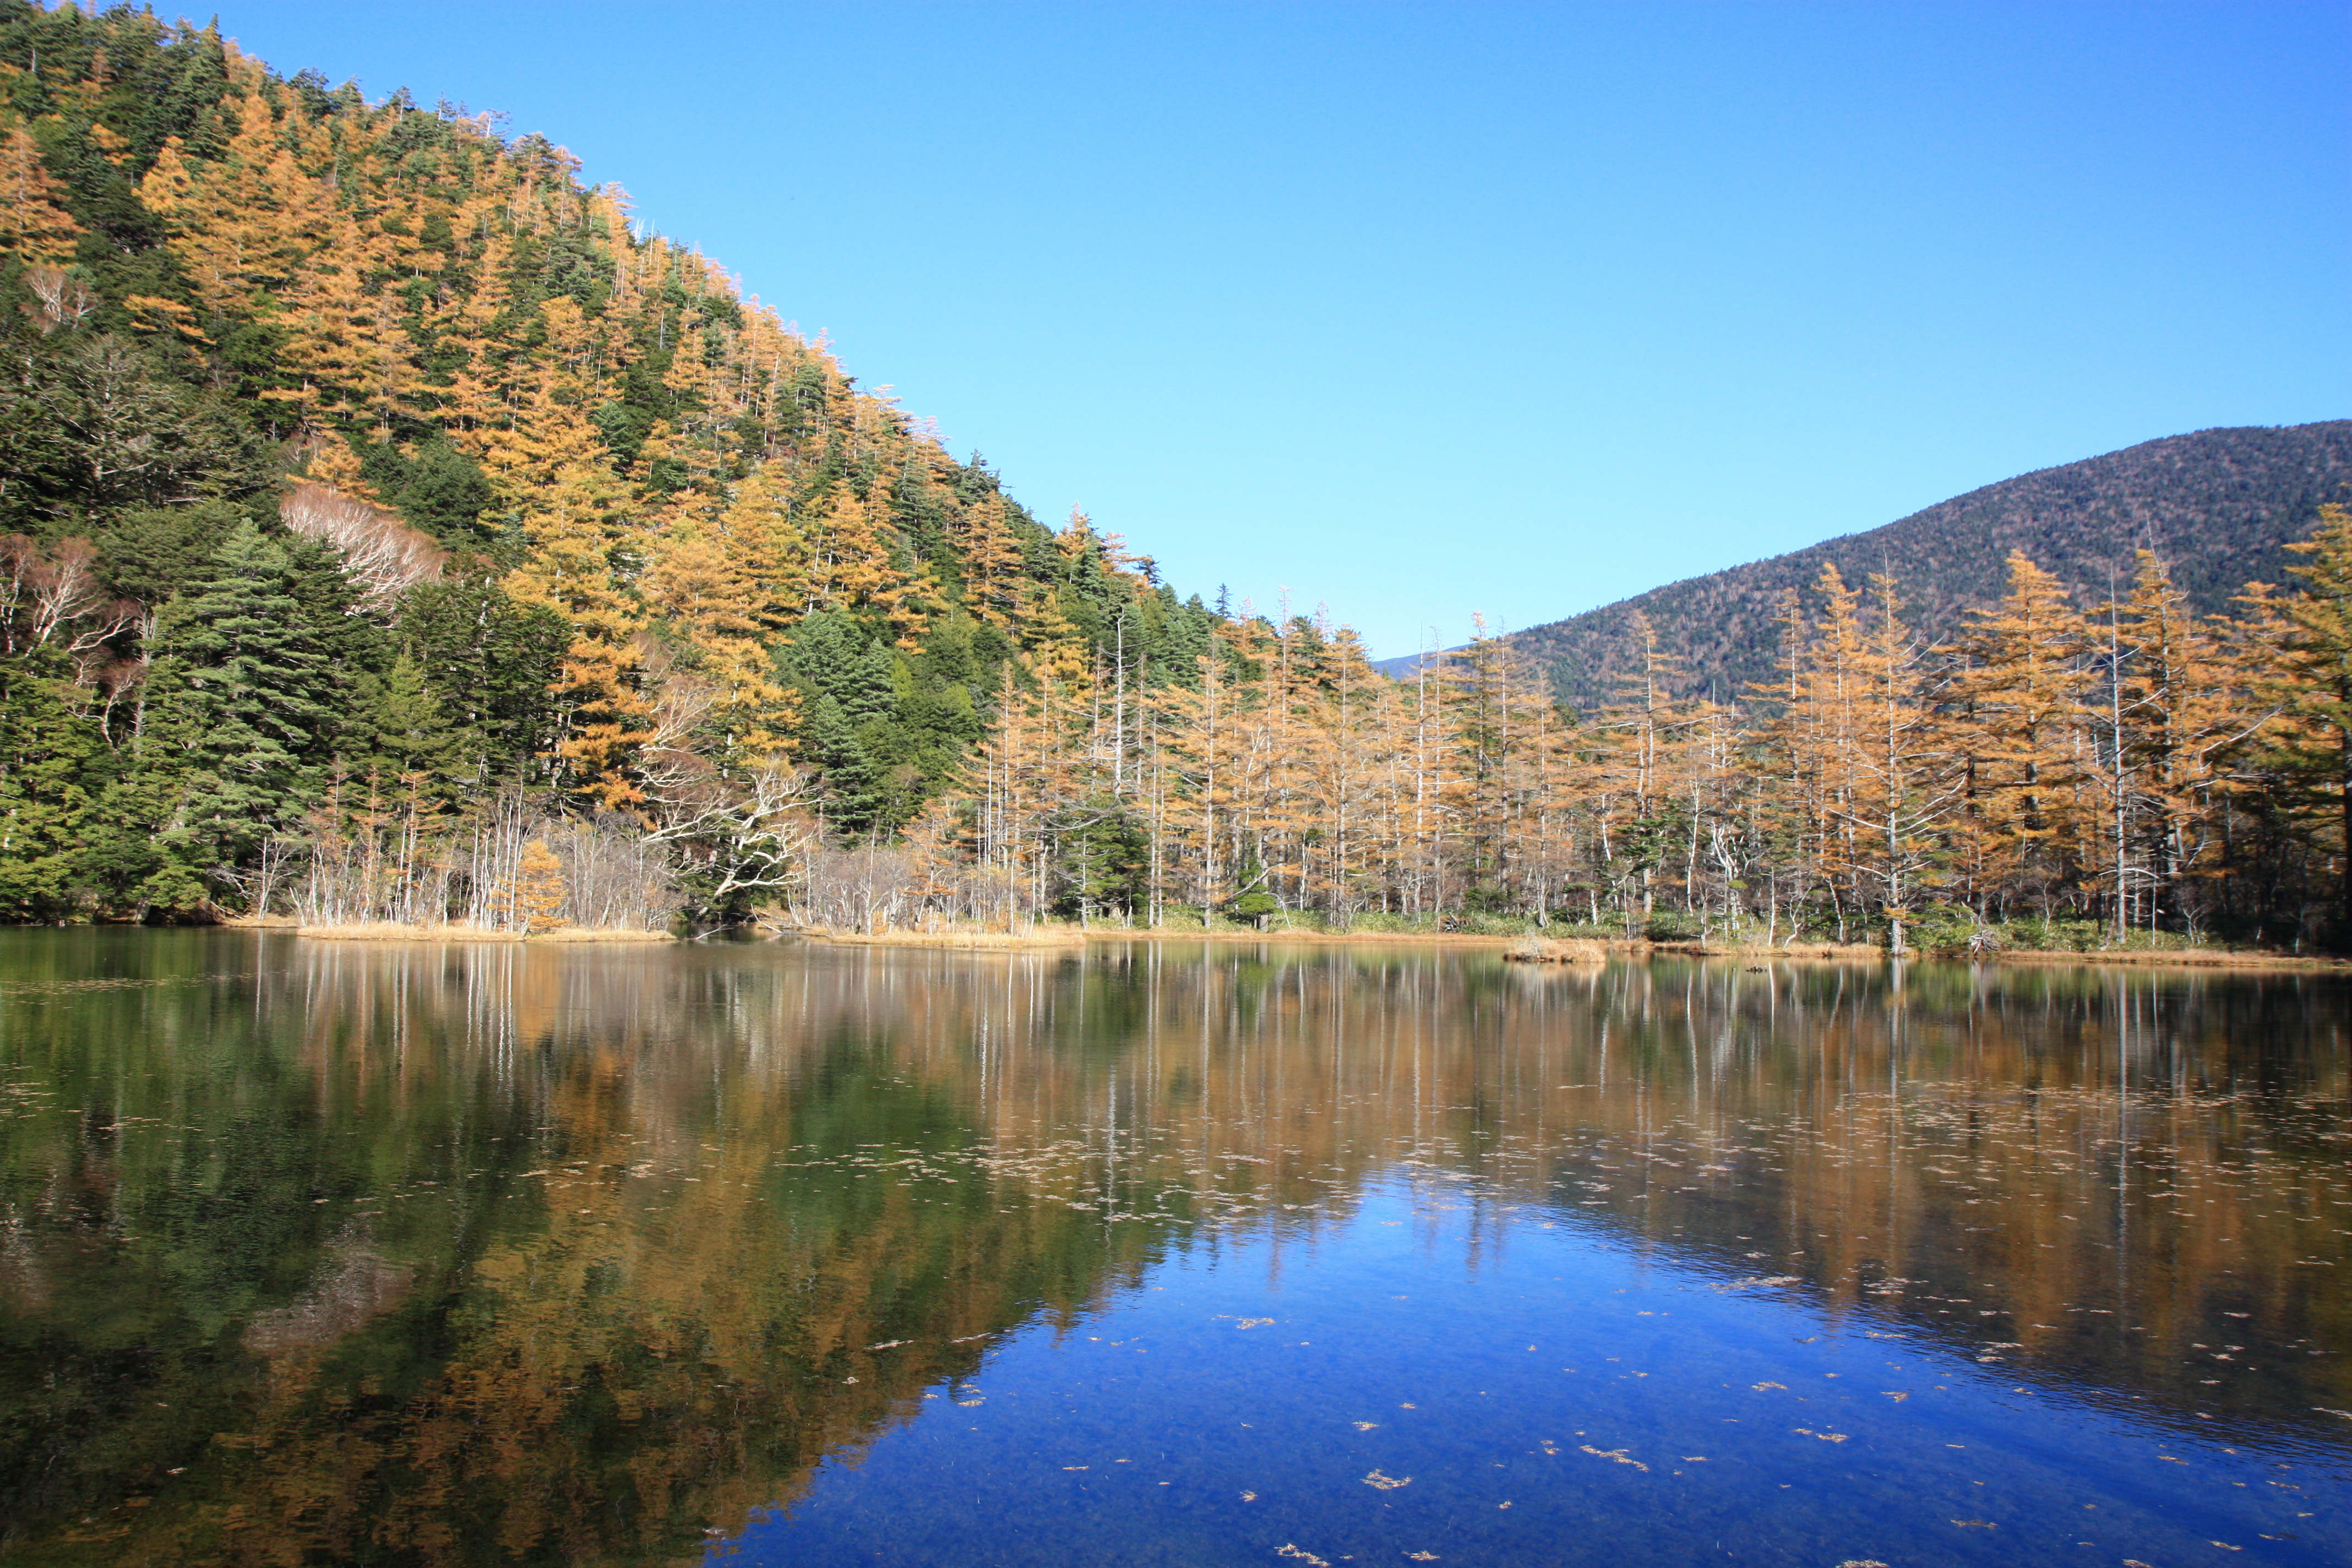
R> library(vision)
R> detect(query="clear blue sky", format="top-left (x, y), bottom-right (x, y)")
top-left (211, 1), bottom-right (2347, 658)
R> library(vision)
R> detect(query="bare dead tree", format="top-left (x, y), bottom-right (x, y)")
top-left (280, 481), bottom-right (447, 607)
top-left (20, 264), bottom-right (94, 333)
top-left (632, 647), bottom-right (819, 910)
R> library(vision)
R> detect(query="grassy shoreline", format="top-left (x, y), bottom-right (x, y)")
top-left (206, 918), bottom-right (2346, 969)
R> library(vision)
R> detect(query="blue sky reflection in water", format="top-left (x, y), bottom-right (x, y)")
top-left (743, 1184), bottom-right (2346, 1566)
top-left (0, 933), bottom-right (2343, 1565)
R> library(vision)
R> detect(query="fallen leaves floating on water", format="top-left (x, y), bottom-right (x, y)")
top-left (1580, 1446), bottom-right (1649, 1472)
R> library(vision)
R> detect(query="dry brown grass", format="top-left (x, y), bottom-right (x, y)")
top-left (1504, 936), bottom-right (1609, 965)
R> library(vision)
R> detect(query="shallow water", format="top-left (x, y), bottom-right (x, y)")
top-left (0, 931), bottom-right (2344, 1566)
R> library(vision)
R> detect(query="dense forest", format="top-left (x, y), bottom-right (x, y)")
top-left (0, 1), bottom-right (1228, 928)
top-left (1, 3), bottom-right (2347, 950)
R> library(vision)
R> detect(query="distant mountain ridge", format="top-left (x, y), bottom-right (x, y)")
top-left (1410, 422), bottom-right (2352, 711)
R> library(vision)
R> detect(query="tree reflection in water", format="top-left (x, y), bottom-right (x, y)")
top-left (0, 931), bottom-right (2342, 1564)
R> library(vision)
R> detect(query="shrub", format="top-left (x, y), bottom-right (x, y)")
top-left (1642, 910), bottom-right (1704, 941)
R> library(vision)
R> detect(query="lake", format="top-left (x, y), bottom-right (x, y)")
top-left (0, 931), bottom-right (2344, 1566)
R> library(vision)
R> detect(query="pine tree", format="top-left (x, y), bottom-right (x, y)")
top-left (0, 126), bottom-right (85, 264)
top-left (502, 462), bottom-right (651, 808)
top-left (500, 837), bottom-right (568, 932)
top-left (1950, 552), bottom-right (2089, 916)
top-left (114, 523), bottom-right (342, 907)
top-left (0, 647), bottom-right (102, 917)
top-left (954, 492), bottom-right (1024, 630)
top-left (354, 648), bottom-right (468, 794)
top-left (2263, 504), bottom-right (2352, 935)
top-left (1846, 573), bottom-right (1946, 952)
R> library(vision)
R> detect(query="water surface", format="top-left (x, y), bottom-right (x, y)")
top-left (0, 932), bottom-right (2344, 1565)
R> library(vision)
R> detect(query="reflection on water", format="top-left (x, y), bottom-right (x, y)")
top-left (0, 932), bottom-right (2343, 1565)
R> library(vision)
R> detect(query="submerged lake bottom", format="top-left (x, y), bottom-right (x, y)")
top-left (0, 933), bottom-right (2343, 1567)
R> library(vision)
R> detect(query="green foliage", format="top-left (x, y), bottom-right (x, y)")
top-left (2000, 916), bottom-right (2108, 953)
top-left (777, 611), bottom-right (1000, 836)
top-left (1055, 801), bottom-right (1150, 921)
top-left (0, 335), bottom-right (271, 542)
top-left (396, 575), bottom-right (568, 784)
top-left (0, 648), bottom-right (102, 918)
top-left (1642, 910), bottom-right (1705, 941)
top-left (113, 524), bottom-right (348, 901)
top-left (350, 649), bottom-right (470, 793)
top-left (355, 433), bottom-right (497, 548)
top-left (1899, 903), bottom-right (1986, 953)
top-left (95, 499), bottom-right (247, 605)
top-left (1228, 839), bottom-right (1281, 926)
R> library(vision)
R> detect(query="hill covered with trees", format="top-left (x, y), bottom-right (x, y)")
top-left (2, 2), bottom-right (2349, 951)
top-left (0, 0), bottom-right (1226, 924)
top-left (1498, 422), bottom-right (2352, 711)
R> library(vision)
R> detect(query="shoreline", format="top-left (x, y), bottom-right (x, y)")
top-left (1971, 945), bottom-right (2350, 972)
top-left (127, 919), bottom-right (2352, 970)
top-left (790, 927), bottom-right (1087, 950)
top-left (1064, 928), bottom-right (2352, 971)
top-left (277, 922), bottom-right (675, 944)
top-left (1081, 926), bottom-right (1517, 947)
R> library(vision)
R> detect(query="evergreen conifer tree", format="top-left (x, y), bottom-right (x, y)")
top-left (0, 648), bottom-right (102, 917)
top-left (112, 523), bottom-right (342, 905)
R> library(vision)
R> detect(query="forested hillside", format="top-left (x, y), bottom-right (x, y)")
top-left (2, 2), bottom-right (2348, 951)
top-left (0, 1), bottom-right (1224, 924)
top-left (1500, 423), bottom-right (2352, 710)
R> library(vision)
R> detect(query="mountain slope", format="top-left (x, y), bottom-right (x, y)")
top-left (0, 1), bottom-right (1233, 919)
top-left (1485, 422), bottom-right (2352, 710)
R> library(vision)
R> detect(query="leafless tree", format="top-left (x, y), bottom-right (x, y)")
top-left (20, 264), bottom-right (93, 333)
top-left (280, 481), bottom-right (447, 607)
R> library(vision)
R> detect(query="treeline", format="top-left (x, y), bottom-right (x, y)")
top-left (0, 3), bottom-right (1227, 927)
top-left (879, 526), bottom-right (2352, 951)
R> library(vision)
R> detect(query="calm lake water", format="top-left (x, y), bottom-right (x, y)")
top-left (0, 933), bottom-right (2344, 1567)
